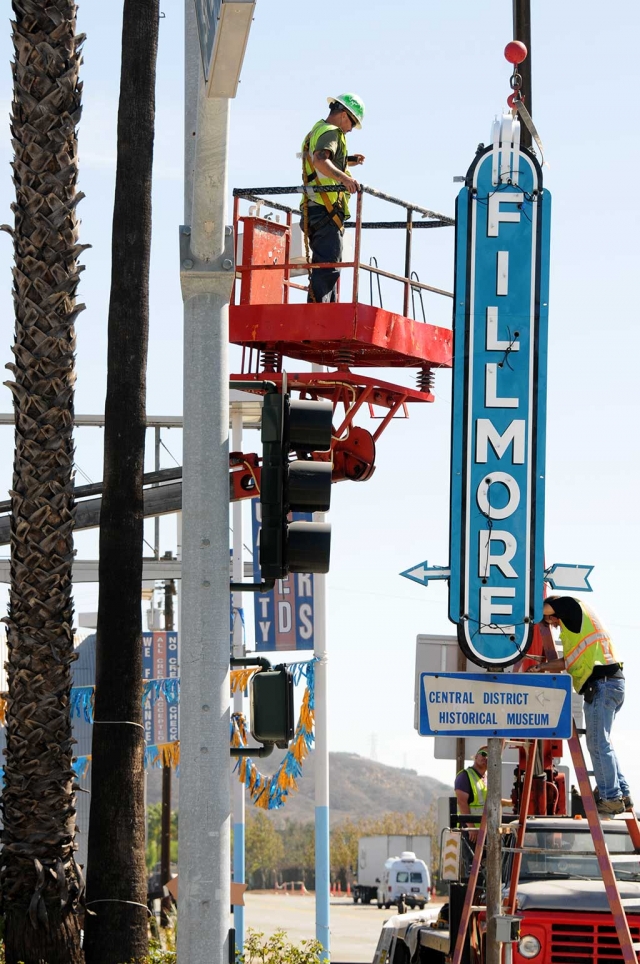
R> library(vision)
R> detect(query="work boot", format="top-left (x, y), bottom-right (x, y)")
top-left (594, 788), bottom-right (634, 811)
top-left (597, 796), bottom-right (625, 816)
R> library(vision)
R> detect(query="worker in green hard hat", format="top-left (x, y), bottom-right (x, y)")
top-left (301, 93), bottom-right (365, 303)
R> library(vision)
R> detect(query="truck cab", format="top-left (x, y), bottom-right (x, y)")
top-left (373, 817), bottom-right (640, 963)
top-left (376, 851), bottom-right (431, 911)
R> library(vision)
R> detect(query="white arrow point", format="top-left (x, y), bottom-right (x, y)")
top-left (546, 564), bottom-right (593, 590)
top-left (410, 567), bottom-right (427, 579)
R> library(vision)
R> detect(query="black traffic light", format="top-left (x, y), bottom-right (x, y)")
top-left (250, 664), bottom-right (294, 749)
top-left (260, 388), bottom-right (333, 581)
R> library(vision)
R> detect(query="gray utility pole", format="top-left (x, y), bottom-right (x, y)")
top-left (177, 2), bottom-right (234, 962)
top-left (513, 0), bottom-right (532, 149)
top-left (485, 738), bottom-right (503, 964)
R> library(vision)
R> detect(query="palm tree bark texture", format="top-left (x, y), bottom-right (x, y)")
top-left (1, 1), bottom-right (87, 962)
top-left (83, 1), bottom-right (159, 962)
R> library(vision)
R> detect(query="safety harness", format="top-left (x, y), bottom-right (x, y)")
top-left (301, 131), bottom-right (345, 231)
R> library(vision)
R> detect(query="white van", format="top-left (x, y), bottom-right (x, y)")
top-left (376, 851), bottom-right (431, 910)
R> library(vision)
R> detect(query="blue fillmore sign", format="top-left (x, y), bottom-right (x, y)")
top-left (418, 672), bottom-right (572, 739)
top-left (449, 116), bottom-right (551, 668)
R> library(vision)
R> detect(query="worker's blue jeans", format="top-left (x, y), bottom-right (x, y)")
top-left (306, 204), bottom-right (343, 303)
top-left (584, 676), bottom-right (629, 801)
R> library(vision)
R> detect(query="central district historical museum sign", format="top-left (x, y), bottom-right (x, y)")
top-left (449, 118), bottom-right (551, 668)
top-left (418, 671), bottom-right (572, 738)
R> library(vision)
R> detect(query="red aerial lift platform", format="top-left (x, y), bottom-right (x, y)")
top-left (230, 300), bottom-right (452, 370)
top-left (228, 183), bottom-right (455, 493)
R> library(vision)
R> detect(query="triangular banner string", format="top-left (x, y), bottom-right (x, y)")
top-left (231, 660), bottom-right (317, 810)
top-left (0, 657), bottom-right (318, 807)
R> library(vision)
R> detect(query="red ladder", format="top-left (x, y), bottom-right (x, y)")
top-left (539, 623), bottom-right (640, 962)
top-left (567, 724), bottom-right (640, 963)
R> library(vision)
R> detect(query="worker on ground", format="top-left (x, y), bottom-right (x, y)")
top-left (455, 746), bottom-right (488, 844)
top-left (528, 595), bottom-right (631, 817)
top-left (301, 93), bottom-right (365, 303)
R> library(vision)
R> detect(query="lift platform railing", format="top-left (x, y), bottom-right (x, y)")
top-left (232, 183), bottom-right (455, 314)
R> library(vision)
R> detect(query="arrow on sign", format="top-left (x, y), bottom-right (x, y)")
top-left (401, 559), bottom-right (594, 592)
top-left (544, 563), bottom-right (594, 592)
top-left (400, 560), bottom-right (451, 587)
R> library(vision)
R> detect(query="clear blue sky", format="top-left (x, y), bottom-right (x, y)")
top-left (0, 1), bottom-right (638, 792)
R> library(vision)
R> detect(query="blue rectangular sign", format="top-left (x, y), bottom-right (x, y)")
top-left (251, 498), bottom-right (315, 651)
top-left (418, 671), bottom-right (572, 738)
top-left (449, 121), bottom-right (551, 668)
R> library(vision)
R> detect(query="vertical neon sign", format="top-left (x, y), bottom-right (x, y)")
top-left (449, 119), bottom-right (551, 668)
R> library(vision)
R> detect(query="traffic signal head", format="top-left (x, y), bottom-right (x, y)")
top-left (260, 390), bottom-right (333, 581)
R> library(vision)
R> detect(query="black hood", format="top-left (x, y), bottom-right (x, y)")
top-left (545, 596), bottom-right (584, 634)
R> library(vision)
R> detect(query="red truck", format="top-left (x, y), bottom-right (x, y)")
top-left (373, 814), bottom-right (640, 964)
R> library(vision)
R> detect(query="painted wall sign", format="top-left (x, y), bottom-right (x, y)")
top-left (251, 499), bottom-right (315, 651)
top-left (418, 672), bottom-right (572, 738)
top-left (449, 116), bottom-right (551, 668)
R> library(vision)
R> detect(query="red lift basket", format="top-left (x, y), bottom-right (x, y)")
top-left (230, 185), bottom-right (454, 374)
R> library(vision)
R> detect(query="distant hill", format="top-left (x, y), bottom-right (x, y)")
top-left (148, 751), bottom-right (451, 826)
top-left (265, 751), bottom-right (452, 827)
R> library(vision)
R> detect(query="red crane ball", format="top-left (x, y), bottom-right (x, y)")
top-left (504, 40), bottom-right (528, 64)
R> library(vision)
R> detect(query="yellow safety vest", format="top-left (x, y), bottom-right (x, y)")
top-left (457, 766), bottom-right (487, 814)
top-left (560, 602), bottom-right (620, 694)
top-left (301, 120), bottom-right (351, 221)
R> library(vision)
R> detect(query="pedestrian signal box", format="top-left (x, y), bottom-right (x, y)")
top-left (250, 665), bottom-right (294, 748)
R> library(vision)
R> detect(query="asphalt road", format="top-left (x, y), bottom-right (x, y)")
top-left (241, 893), bottom-right (442, 962)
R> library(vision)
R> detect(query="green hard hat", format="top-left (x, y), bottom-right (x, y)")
top-left (328, 92), bottom-right (365, 129)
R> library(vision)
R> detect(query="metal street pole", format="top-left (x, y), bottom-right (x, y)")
top-left (513, 0), bottom-right (532, 149)
top-left (485, 738), bottom-right (503, 964)
top-left (154, 426), bottom-right (161, 558)
top-left (231, 408), bottom-right (245, 956)
top-left (177, 2), bottom-right (234, 962)
top-left (313, 518), bottom-right (330, 959)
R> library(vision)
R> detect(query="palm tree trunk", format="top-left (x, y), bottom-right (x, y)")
top-left (83, 1), bottom-right (159, 962)
top-left (1, 1), bottom-right (86, 961)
